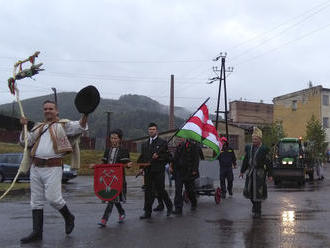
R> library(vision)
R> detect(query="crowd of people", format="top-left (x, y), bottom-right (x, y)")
top-left (18, 99), bottom-right (272, 244)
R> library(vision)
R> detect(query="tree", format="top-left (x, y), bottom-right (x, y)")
top-left (304, 115), bottom-right (327, 160)
top-left (262, 121), bottom-right (286, 148)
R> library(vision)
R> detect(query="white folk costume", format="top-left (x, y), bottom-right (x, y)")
top-left (19, 85), bottom-right (99, 244)
top-left (20, 120), bottom-right (87, 210)
top-left (20, 119), bottom-right (87, 243)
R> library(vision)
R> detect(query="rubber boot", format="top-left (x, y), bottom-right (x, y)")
top-left (20, 209), bottom-right (43, 243)
top-left (59, 205), bottom-right (75, 235)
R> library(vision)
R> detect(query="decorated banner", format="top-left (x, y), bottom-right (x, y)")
top-left (94, 164), bottom-right (123, 201)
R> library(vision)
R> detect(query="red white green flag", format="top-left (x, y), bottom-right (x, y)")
top-left (176, 104), bottom-right (222, 157)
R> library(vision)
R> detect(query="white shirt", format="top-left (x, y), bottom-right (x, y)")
top-left (149, 135), bottom-right (158, 144)
top-left (108, 147), bottom-right (118, 164)
top-left (21, 121), bottom-right (88, 159)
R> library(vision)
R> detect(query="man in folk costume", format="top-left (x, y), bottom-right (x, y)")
top-left (239, 127), bottom-right (272, 218)
top-left (19, 100), bottom-right (88, 243)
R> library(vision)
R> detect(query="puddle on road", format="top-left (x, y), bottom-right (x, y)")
top-left (205, 218), bottom-right (234, 225)
top-left (269, 179), bottom-right (329, 193)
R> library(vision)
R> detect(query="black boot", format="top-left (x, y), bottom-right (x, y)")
top-left (139, 212), bottom-right (151, 219)
top-left (173, 208), bottom-right (183, 215)
top-left (153, 203), bottom-right (164, 212)
top-left (253, 202), bottom-right (261, 218)
top-left (252, 202), bottom-right (256, 213)
top-left (20, 209), bottom-right (43, 244)
top-left (166, 201), bottom-right (173, 216)
top-left (59, 205), bottom-right (75, 235)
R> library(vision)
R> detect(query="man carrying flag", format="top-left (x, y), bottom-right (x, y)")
top-left (170, 139), bottom-right (200, 214)
top-left (175, 98), bottom-right (221, 159)
top-left (169, 98), bottom-right (221, 213)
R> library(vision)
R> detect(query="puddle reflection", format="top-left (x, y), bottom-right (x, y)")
top-left (282, 210), bottom-right (296, 236)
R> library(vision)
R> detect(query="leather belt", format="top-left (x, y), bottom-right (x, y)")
top-left (33, 157), bottom-right (63, 167)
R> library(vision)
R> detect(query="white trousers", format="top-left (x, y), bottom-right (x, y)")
top-left (30, 165), bottom-right (66, 210)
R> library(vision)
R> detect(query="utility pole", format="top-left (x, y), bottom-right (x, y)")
top-left (105, 111), bottom-right (112, 148)
top-left (207, 52), bottom-right (233, 139)
top-left (51, 87), bottom-right (57, 105)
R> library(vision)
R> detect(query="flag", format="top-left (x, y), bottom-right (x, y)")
top-left (176, 104), bottom-right (222, 157)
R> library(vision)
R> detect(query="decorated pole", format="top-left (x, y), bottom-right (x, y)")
top-left (0, 51), bottom-right (44, 200)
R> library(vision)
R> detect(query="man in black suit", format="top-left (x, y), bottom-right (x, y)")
top-left (170, 139), bottom-right (200, 215)
top-left (138, 123), bottom-right (173, 219)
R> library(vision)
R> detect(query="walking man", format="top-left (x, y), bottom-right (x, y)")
top-left (218, 137), bottom-right (237, 198)
top-left (20, 100), bottom-right (88, 243)
top-left (171, 139), bottom-right (199, 215)
top-left (239, 127), bottom-right (272, 218)
top-left (138, 123), bottom-right (173, 219)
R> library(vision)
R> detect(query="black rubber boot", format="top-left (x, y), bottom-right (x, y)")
top-left (153, 202), bottom-right (164, 212)
top-left (139, 212), bottom-right (151, 219)
top-left (20, 209), bottom-right (43, 244)
top-left (253, 202), bottom-right (261, 218)
top-left (252, 202), bottom-right (256, 213)
top-left (59, 205), bottom-right (75, 235)
top-left (173, 208), bottom-right (183, 215)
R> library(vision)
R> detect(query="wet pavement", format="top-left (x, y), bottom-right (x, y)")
top-left (1, 163), bottom-right (330, 248)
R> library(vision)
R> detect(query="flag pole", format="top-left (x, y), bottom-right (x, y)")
top-left (166, 97), bottom-right (210, 144)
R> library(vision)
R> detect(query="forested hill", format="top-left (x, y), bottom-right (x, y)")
top-left (0, 93), bottom-right (189, 139)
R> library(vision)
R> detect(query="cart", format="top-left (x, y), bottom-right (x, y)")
top-left (183, 160), bottom-right (221, 204)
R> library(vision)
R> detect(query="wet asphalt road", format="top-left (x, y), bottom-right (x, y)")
top-left (1, 162), bottom-right (330, 248)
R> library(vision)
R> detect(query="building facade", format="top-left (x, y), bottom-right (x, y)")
top-left (229, 101), bottom-right (273, 129)
top-left (273, 85), bottom-right (330, 144)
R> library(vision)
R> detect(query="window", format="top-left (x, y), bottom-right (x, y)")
top-left (323, 95), bottom-right (329, 106)
top-left (7, 154), bottom-right (22, 164)
top-left (323, 117), bottom-right (329, 128)
top-left (292, 100), bottom-right (297, 111)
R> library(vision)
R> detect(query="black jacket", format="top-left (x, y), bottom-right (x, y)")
top-left (137, 137), bottom-right (170, 172)
top-left (173, 141), bottom-right (200, 180)
top-left (102, 146), bottom-right (130, 164)
top-left (218, 146), bottom-right (236, 170)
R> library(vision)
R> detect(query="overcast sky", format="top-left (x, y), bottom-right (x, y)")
top-left (1, 0), bottom-right (330, 114)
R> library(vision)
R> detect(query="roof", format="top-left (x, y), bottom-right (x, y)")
top-left (273, 85), bottom-right (330, 102)
top-left (230, 100), bottom-right (273, 106)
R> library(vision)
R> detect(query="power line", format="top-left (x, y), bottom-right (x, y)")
top-left (235, 21), bottom-right (330, 66)
top-left (229, 0), bottom-right (330, 52)
top-left (231, 1), bottom-right (330, 61)
top-left (0, 56), bottom-right (209, 64)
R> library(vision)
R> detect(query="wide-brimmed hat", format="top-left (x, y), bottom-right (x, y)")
top-left (74, 85), bottom-right (100, 114)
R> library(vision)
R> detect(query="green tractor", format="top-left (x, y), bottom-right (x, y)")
top-left (272, 138), bottom-right (305, 186)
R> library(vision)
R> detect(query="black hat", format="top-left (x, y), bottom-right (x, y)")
top-left (74, 85), bottom-right (100, 114)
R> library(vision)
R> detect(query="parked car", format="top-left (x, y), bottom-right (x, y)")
top-left (0, 153), bottom-right (77, 183)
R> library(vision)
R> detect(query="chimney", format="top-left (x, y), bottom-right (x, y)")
top-left (169, 74), bottom-right (175, 129)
